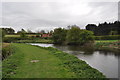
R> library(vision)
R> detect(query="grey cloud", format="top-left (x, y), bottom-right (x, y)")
top-left (1, 1), bottom-right (118, 32)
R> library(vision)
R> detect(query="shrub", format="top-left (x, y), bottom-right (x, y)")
top-left (2, 44), bottom-right (14, 60)
top-left (66, 28), bottom-right (94, 45)
top-left (52, 28), bottom-right (67, 44)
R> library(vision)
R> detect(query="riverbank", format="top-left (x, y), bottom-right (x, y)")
top-left (15, 39), bottom-right (120, 53)
top-left (95, 40), bottom-right (120, 53)
top-left (16, 39), bottom-right (120, 49)
top-left (10, 38), bottom-right (120, 54)
top-left (2, 43), bottom-right (105, 78)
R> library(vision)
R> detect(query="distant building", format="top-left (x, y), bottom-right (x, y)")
top-left (41, 33), bottom-right (52, 38)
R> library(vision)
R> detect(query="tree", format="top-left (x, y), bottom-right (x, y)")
top-left (20, 32), bottom-right (26, 38)
top-left (66, 27), bottom-right (94, 45)
top-left (109, 30), bottom-right (118, 35)
top-left (67, 25), bottom-right (80, 30)
top-left (19, 29), bottom-right (27, 38)
top-left (52, 28), bottom-right (67, 44)
top-left (86, 21), bottom-right (120, 36)
top-left (2, 29), bottom-right (6, 38)
top-left (79, 30), bottom-right (94, 44)
top-left (0, 28), bottom-right (6, 42)
top-left (17, 29), bottom-right (27, 34)
top-left (40, 30), bottom-right (45, 34)
top-left (66, 27), bottom-right (81, 44)
top-left (2, 28), bottom-right (15, 34)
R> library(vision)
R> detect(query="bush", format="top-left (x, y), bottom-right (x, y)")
top-left (2, 44), bottom-right (14, 60)
top-left (66, 27), bottom-right (81, 44)
top-left (52, 28), bottom-right (67, 44)
top-left (66, 28), bottom-right (94, 45)
top-left (94, 35), bottom-right (120, 40)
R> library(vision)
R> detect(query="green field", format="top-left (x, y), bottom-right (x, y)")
top-left (2, 43), bottom-right (105, 78)
top-left (16, 39), bottom-right (53, 43)
top-left (95, 40), bottom-right (119, 43)
top-left (5, 35), bottom-right (20, 37)
top-left (5, 34), bottom-right (36, 37)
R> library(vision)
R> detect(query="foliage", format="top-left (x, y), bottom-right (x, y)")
top-left (19, 29), bottom-right (27, 38)
top-left (0, 28), bottom-right (6, 42)
top-left (94, 35), bottom-right (120, 40)
top-left (2, 29), bottom-right (6, 38)
top-left (2, 44), bottom-right (23, 78)
top-left (40, 30), bottom-right (45, 33)
top-left (17, 29), bottom-right (27, 34)
top-left (66, 27), bottom-right (94, 45)
top-left (36, 33), bottom-right (41, 37)
top-left (86, 21), bottom-right (120, 36)
top-left (66, 27), bottom-right (81, 44)
top-left (4, 34), bottom-right (52, 43)
top-left (52, 26), bottom-right (94, 45)
top-left (67, 25), bottom-right (80, 29)
top-left (3, 37), bottom-right (20, 43)
top-left (109, 31), bottom-right (118, 35)
top-left (95, 40), bottom-right (120, 52)
top-left (2, 28), bottom-right (15, 34)
top-left (2, 43), bottom-right (14, 60)
top-left (52, 28), bottom-right (67, 44)
top-left (79, 30), bottom-right (94, 44)
top-left (20, 32), bottom-right (27, 38)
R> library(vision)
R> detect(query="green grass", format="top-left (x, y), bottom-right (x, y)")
top-left (95, 40), bottom-right (119, 46)
top-left (16, 39), bottom-right (53, 43)
top-left (5, 35), bottom-right (20, 37)
top-left (3, 43), bottom-right (105, 78)
top-left (95, 40), bottom-right (120, 52)
top-left (3, 43), bottom-right (76, 78)
top-left (95, 40), bottom-right (119, 43)
top-left (5, 34), bottom-right (37, 38)
top-left (5, 34), bottom-right (53, 43)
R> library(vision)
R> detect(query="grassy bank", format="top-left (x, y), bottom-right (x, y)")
top-left (2, 43), bottom-right (105, 78)
top-left (94, 40), bottom-right (120, 53)
top-left (95, 40), bottom-right (120, 49)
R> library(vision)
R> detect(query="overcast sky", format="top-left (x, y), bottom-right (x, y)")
top-left (0, 0), bottom-right (118, 32)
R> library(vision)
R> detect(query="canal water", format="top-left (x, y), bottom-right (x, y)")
top-left (30, 43), bottom-right (119, 78)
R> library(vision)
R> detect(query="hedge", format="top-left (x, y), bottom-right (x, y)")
top-left (94, 35), bottom-right (120, 40)
top-left (3, 37), bottom-right (32, 43)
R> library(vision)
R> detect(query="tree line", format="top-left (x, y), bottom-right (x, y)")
top-left (86, 21), bottom-right (120, 36)
top-left (52, 25), bottom-right (94, 45)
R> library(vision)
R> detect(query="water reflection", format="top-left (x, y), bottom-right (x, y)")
top-left (30, 43), bottom-right (120, 78)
